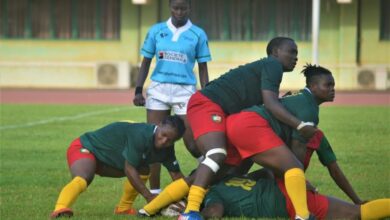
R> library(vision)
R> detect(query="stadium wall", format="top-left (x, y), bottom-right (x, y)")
top-left (0, 0), bottom-right (388, 90)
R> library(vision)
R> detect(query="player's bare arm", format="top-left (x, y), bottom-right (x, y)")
top-left (124, 161), bottom-right (155, 202)
top-left (262, 90), bottom-right (317, 139)
top-left (327, 162), bottom-right (364, 204)
top-left (198, 62), bottom-right (209, 88)
top-left (133, 57), bottom-right (152, 106)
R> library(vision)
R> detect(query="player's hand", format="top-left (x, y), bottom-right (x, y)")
top-left (133, 94), bottom-right (145, 106)
top-left (298, 125), bottom-right (317, 139)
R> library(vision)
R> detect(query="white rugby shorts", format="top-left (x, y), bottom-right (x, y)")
top-left (146, 81), bottom-right (196, 115)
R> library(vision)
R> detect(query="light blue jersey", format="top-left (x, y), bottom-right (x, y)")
top-left (141, 18), bottom-right (211, 85)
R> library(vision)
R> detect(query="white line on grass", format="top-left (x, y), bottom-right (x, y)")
top-left (0, 106), bottom-right (135, 131)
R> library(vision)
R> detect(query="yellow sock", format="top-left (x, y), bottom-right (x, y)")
top-left (284, 168), bottom-right (309, 218)
top-left (184, 185), bottom-right (206, 213)
top-left (54, 176), bottom-right (87, 211)
top-left (116, 175), bottom-right (149, 212)
top-left (361, 198), bottom-right (390, 219)
top-left (143, 178), bottom-right (190, 215)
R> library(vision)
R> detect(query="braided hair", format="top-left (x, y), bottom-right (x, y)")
top-left (301, 64), bottom-right (332, 87)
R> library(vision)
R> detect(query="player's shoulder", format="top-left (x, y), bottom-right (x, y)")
top-left (188, 23), bottom-right (208, 38)
top-left (243, 57), bottom-right (281, 76)
top-left (189, 23), bottom-right (205, 33)
top-left (149, 22), bottom-right (169, 33)
top-left (250, 57), bottom-right (282, 75)
top-left (281, 90), bottom-right (306, 104)
top-left (262, 57), bottom-right (283, 68)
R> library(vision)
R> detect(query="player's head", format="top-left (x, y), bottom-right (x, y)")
top-left (267, 37), bottom-right (298, 72)
top-left (169, 0), bottom-right (191, 27)
top-left (154, 115), bottom-right (185, 148)
top-left (302, 64), bottom-right (335, 103)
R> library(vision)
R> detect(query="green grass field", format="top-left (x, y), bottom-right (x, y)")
top-left (0, 104), bottom-right (389, 220)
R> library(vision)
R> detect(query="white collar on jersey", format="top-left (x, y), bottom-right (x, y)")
top-left (153, 126), bottom-right (158, 134)
top-left (167, 17), bottom-right (192, 42)
top-left (304, 87), bottom-right (312, 94)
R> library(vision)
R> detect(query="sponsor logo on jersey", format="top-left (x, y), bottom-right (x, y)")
top-left (158, 51), bottom-right (188, 64)
top-left (225, 177), bottom-right (256, 191)
top-left (211, 114), bottom-right (222, 123)
top-left (158, 51), bottom-right (164, 59)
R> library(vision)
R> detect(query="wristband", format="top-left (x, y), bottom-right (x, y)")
top-left (297, 121), bottom-right (315, 130)
top-left (135, 86), bottom-right (143, 95)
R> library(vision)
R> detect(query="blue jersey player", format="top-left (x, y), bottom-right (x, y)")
top-left (131, 0), bottom-right (211, 214)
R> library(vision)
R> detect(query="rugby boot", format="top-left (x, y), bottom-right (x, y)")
top-left (178, 211), bottom-right (203, 220)
top-left (114, 206), bottom-right (137, 215)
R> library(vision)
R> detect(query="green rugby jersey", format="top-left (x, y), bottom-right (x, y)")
top-left (200, 57), bottom-right (283, 114)
top-left (315, 135), bottom-right (337, 167)
top-left (244, 88), bottom-right (319, 144)
top-left (80, 122), bottom-right (180, 172)
top-left (242, 88), bottom-right (336, 169)
top-left (204, 177), bottom-right (288, 217)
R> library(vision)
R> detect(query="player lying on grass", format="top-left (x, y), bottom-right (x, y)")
top-left (200, 169), bottom-right (390, 219)
top-left (50, 116), bottom-right (185, 218)
top-left (137, 64), bottom-right (332, 218)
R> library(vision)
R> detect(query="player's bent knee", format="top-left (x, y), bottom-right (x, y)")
top-left (201, 148), bottom-right (227, 173)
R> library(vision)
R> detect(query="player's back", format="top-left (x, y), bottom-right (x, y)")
top-left (200, 57), bottom-right (282, 114)
top-left (204, 177), bottom-right (289, 217)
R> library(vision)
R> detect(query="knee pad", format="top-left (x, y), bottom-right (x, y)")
top-left (201, 148), bottom-right (227, 173)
